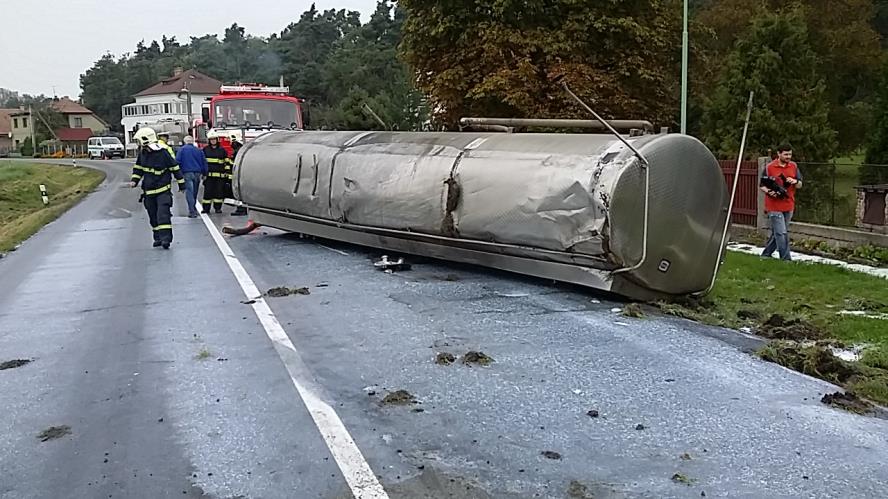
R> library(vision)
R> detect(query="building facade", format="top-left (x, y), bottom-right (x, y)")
top-left (120, 69), bottom-right (222, 147)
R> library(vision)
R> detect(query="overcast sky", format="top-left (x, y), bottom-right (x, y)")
top-left (0, 0), bottom-right (379, 99)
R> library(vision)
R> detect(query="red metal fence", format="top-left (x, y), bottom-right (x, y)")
top-left (720, 160), bottom-right (759, 227)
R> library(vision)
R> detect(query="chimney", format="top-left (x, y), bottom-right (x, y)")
top-left (173, 67), bottom-right (184, 77)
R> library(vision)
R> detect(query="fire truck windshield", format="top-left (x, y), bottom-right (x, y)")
top-left (213, 98), bottom-right (299, 128)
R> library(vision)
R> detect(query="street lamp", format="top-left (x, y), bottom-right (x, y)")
top-left (680, 0), bottom-right (689, 135)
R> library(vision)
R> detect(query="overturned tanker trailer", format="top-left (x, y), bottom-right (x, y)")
top-left (232, 129), bottom-right (730, 301)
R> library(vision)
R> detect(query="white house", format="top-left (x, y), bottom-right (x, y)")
top-left (121, 68), bottom-right (222, 148)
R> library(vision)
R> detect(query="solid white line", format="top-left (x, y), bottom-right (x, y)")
top-left (196, 207), bottom-right (389, 499)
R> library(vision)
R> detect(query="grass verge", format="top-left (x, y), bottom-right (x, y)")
top-left (658, 251), bottom-right (888, 407)
top-left (0, 161), bottom-right (105, 252)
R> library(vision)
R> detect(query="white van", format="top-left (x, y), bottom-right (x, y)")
top-left (87, 136), bottom-right (125, 159)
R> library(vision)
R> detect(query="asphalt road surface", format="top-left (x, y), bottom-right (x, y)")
top-left (1, 159), bottom-right (886, 499)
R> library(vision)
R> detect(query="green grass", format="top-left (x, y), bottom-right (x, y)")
top-left (195, 348), bottom-right (212, 360)
top-left (0, 161), bottom-right (105, 251)
top-left (660, 251), bottom-right (888, 406)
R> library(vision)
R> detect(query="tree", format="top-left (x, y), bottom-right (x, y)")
top-left (863, 58), bottom-right (888, 185)
top-left (399, 0), bottom-right (682, 129)
top-left (702, 9), bottom-right (836, 161)
top-left (19, 136), bottom-right (34, 156)
top-left (696, 0), bottom-right (881, 153)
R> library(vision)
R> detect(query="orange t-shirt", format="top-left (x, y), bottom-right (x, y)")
top-left (763, 160), bottom-right (801, 213)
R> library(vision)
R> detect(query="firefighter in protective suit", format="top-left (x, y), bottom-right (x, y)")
top-left (130, 127), bottom-right (185, 249)
top-left (228, 131), bottom-right (248, 216)
top-left (201, 130), bottom-right (229, 214)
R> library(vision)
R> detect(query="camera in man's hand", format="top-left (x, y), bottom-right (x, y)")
top-left (760, 176), bottom-right (788, 198)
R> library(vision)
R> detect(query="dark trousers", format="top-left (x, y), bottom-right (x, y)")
top-left (144, 190), bottom-right (173, 243)
top-left (202, 177), bottom-right (225, 212)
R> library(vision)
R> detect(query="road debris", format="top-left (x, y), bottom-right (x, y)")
top-left (0, 359), bottom-right (32, 370)
top-left (265, 286), bottom-right (311, 297)
top-left (680, 452), bottom-right (692, 460)
top-left (461, 351), bottom-right (494, 366)
top-left (821, 391), bottom-right (873, 414)
top-left (382, 390), bottom-right (417, 405)
top-left (587, 409), bottom-right (600, 418)
top-left (621, 303), bottom-right (645, 318)
top-left (222, 220), bottom-right (260, 236)
top-left (374, 255), bottom-right (411, 272)
top-left (541, 450), bottom-right (562, 460)
top-left (37, 425), bottom-right (71, 442)
top-left (567, 480), bottom-right (595, 498)
top-left (635, 424), bottom-right (647, 430)
top-left (671, 473), bottom-right (696, 485)
top-left (240, 299), bottom-right (257, 305)
top-left (435, 352), bottom-right (456, 365)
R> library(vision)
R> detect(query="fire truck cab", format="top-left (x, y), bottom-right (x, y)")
top-left (194, 84), bottom-right (304, 152)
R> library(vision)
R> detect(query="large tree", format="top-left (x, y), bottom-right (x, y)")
top-left (399, 0), bottom-right (683, 129)
top-left (863, 58), bottom-right (888, 185)
top-left (702, 9), bottom-right (836, 161)
top-left (696, 0), bottom-right (881, 154)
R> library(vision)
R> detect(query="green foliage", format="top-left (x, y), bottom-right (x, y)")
top-left (701, 9), bottom-right (837, 161)
top-left (399, 0), bottom-right (682, 129)
top-left (19, 137), bottom-right (34, 157)
top-left (864, 57), bottom-right (888, 185)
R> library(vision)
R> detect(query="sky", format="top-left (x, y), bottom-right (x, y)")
top-left (0, 0), bottom-right (379, 99)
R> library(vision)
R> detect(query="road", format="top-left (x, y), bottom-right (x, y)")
top-left (0, 159), bottom-right (886, 499)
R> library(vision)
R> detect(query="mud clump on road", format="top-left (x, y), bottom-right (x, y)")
top-left (37, 425), bottom-right (71, 442)
top-left (821, 391), bottom-right (874, 414)
top-left (541, 450), bottom-right (562, 460)
top-left (758, 314), bottom-right (824, 341)
top-left (435, 352), bottom-right (456, 365)
top-left (382, 390), bottom-right (417, 406)
top-left (462, 351), bottom-right (494, 366)
top-left (621, 303), bottom-right (645, 318)
top-left (671, 473), bottom-right (696, 485)
top-left (567, 480), bottom-right (594, 498)
top-left (265, 286), bottom-right (310, 298)
top-left (0, 359), bottom-right (31, 370)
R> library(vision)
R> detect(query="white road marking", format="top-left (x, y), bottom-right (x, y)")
top-left (196, 206), bottom-right (389, 499)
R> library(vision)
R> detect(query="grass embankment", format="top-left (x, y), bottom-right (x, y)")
top-left (0, 161), bottom-right (105, 251)
top-left (660, 251), bottom-right (888, 408)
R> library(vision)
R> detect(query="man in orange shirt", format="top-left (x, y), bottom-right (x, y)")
top-left (760, 144), bottom-right (803, 260)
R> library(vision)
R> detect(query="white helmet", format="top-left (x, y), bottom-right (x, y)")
top-left (133, 127), bottom-right (158, 146)
top-left (206, 130), bottom-right (220, 140)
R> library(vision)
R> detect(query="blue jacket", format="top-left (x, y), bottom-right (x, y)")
top-left (175, 144), bottom-right (208, 175)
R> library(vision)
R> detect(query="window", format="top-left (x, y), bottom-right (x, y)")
top-left (164, 103), bottom-right (170, 114)
top-left (74, 117), bottom-right (83, 127)
top-left (15, 139), bottom-right (20, 147)
top-left (22, 117), bottom-right (28, 128)
top-left (13, 118), bottom-right (18, 128)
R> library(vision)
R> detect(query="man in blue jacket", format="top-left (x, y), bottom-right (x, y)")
top-left (175, 135), bottom-right (208, 218)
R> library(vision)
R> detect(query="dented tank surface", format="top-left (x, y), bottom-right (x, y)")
top-left (233, 130), bottom-right (729, 300)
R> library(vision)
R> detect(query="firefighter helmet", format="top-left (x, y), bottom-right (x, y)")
top-left (133, 127), bottom-right (158, 146)
top-left (229, 131), bottom-right (241, 143)
top-left (206, 130), bottom-right (220, 140)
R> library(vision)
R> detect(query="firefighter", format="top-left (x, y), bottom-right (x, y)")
top-left (201, 130), bottom-right (229, 214)
top-left (157, 131), bottom-right (176, 160)
top-left (130, 127), bottom-right (185, 249)
top-left (228, 131), bottom-right (248, 216)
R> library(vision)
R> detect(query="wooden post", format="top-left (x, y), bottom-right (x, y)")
top-left (757, 156), bottom-right (768, 230)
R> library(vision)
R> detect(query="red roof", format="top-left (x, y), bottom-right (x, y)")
top-left (134, 69), bottom-right (222, 97)
top-left (56, 127), bottom-right (93, 141)
top-left (51, 97), bottom-right (93, 114)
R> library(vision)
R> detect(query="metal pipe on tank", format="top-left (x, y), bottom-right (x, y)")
top-left (459, 117), bottom-right (654, 132)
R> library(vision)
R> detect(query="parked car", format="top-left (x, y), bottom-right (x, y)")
top-left (87, 136), bottom-right (125, 159)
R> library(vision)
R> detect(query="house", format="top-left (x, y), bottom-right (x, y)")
top-left (51, 97), bottom-right (108, 133)
top-left (8, 108), bottom-right (35, 150)
top-left (55, 127), bottom-right (94, 150)
top-left (0, 109), bottom-right (14, 154)
top-left (121, 68), bottom-right (222, 148)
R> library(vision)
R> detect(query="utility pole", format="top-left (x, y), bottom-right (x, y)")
top-left (28, 104), bottom-right (36, 149)
top-left (680, 0), bottom-right (689, 135)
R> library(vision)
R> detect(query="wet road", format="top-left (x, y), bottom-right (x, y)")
top-left (1, 159), bottom-right (887, 499)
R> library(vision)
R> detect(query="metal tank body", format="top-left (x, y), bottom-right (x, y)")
top-left (233, 130), bottom-right (729, 301)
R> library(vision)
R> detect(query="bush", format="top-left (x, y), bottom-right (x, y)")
top-left (18, 137), bottom-right (34, 157)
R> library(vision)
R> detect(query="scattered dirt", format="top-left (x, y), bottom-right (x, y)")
top-left (758, 314), bottom-right (825, 341)
top-left (587, 409), bottom-right (600, 418)
top-left (635, 424), bottom-right (646, 431)
top-left (671, 473), bottom-right (696, 485)
top-left (567, 480), bottom-right (594, 499)
top-left (240, 299), bottom-right (257, 305)
top-left (679, 453), bottom-right (692, 461)
top-left (621, 303), bottom-right (645, 318)
top-left (736, 309), bottom-right (763, 321)
top-left (435, 352), bottom-right (456, 366)
top-left (821, 391), bottom-right (874, 414)
top-left (265, 286), bottom-right (310, 297)
top-left (0, 359), bottom-right (31, 370)
top-left (541, 450), bottom-right (562, 460)
top-left (758, 342), bottom-right (860, 384)
top-left (37, 425), bottom-right (71, 442)
top-left (462, 351), bottom-right (494, 366)
top-left (382, 390), bottom-right (417, 406)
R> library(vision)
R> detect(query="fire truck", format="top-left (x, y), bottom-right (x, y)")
top-left (193, 84), bottom-right (305, 154)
